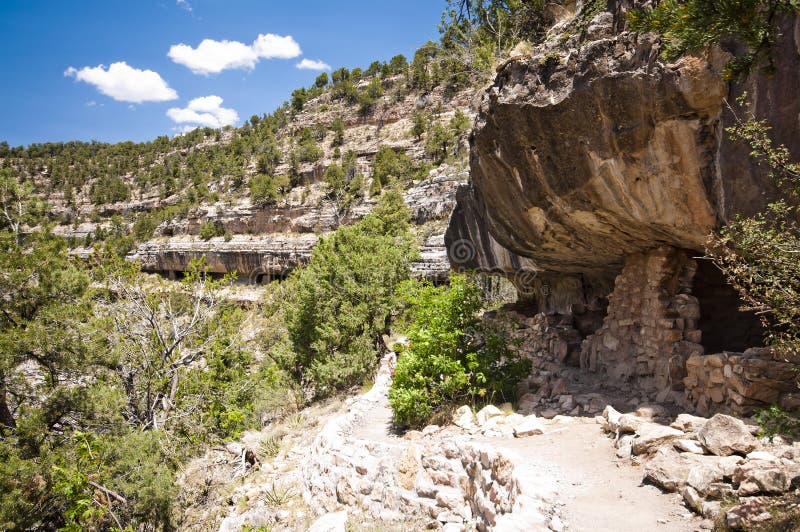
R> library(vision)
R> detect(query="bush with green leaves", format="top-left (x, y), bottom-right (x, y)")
top-left (278, 190), bottom-right (417, 397)
top-left (373, 146), bottom-right (418, 188)
top-left (295, 128), bottom-right (324, 163)
top-left (249, 173), bottom-right (290, 206)
top-left (629, 0), bottom-right (800, 79)
top-left (708, 94), bottom-right (800, 354)
top-left (199, 220), bottom-right (225, 240)
top-left (389, 274), bottom-right (531, 428)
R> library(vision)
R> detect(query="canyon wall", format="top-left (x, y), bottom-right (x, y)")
top-left (446, 5), bottom-right (800, 415)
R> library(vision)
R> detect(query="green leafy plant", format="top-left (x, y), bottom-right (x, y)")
top-left (263, 482), bottom-right (296, 506)
top-left (389, 274), bottom-right (530, 427)
top-left (755, 405), bottom-right (800, 441)
top-left (278, 190), bottom-right (417, 397)
top-left (629, 0), bottom-right (800, 79)
top-left (707, 94), bottom-right (800, 354)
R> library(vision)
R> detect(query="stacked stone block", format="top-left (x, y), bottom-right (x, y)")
top-left (579, 246), bottom-right (704, 403)
top-left (684, 349), bottom-right (798, 416)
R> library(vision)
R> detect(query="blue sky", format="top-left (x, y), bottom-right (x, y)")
top-left (0, 0), bottom-right (446, 147)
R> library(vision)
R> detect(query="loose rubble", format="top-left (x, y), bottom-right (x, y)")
top-left (600, 406), bottom-right (800, 529)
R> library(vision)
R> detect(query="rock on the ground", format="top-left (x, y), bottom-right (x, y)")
top-left (670, 414), bottom-right (709, 433)
top-left (617, 414), bottom-right (647, 434)
top-left (674, 439), bottom-right (706, 454)
top-left (512, 415), bottom-right (545, 437)
top-left (476, 405), bottom-right (503, 425)
top-left (308, 511), bottom-right (348, 532)
top-left (747, 451), bottom-right (778, 462)
top-left (601, 405), bottom-right (623, 432)
top-left (631, 423), bottom-right (684, 455)
top-left (644, 448), bottom-right (719, 492)
top-left (453, 406), bottom-right (477, 430)
top-left (645, 448), bottom-right (695, 492)
top-left (697, 414), bottom-right (758, 456)
top-left (687, 462), bottom-right (724, 495)
top-left (682, 485), bottom-right (704, 513)
top-left (733, 460), bottom-right (792, 495)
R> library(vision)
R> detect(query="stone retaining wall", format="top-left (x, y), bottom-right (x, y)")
top-left (302, 362), bottom-right (553, 530)
top-left (684, 349), bottom-right (798, 416)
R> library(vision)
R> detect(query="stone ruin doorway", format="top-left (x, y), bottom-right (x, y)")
top-left (692, 259), bottom-right (764, 354)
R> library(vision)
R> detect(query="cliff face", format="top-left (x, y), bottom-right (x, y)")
top-left (127, 168), bottom-right (465, 282)
top-left (446, 6), bottom-right (800, 415)
top-left (446, 9), bottom-right (800, 276)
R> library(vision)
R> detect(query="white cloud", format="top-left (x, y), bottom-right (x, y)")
top-left (65, 62), bottom-right (178, 103)
top-left (168, 33), bottom-right (301, 75)
top-left (166, 95), bottom-right (239, 128)
top-left (296, 58), bottom-right (331, 71)
top-left (176, 0), bottom-right (192, 12)
top-left (251, 34), bottom-right (302, 59)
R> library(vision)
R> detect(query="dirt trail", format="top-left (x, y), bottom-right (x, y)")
top-left (488, 423), bottom-right (698, 531)
top-left (346, 359), bottom-right (702, 531)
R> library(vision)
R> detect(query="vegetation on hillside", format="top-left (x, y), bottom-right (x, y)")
top-left (276, 190), bottom-right (418, 398)
top-left (0, 1), bottom-right (562, 528)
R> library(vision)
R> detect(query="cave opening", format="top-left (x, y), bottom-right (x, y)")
top-left (692, 259), bottom-right (764, 354)
top-left (252, 271), bottom-right (289, 285)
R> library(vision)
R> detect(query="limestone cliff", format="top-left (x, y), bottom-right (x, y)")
top-left (446, 6), bottom-right (799, 276)
top-left (446, 4), bottom-right (800, 416)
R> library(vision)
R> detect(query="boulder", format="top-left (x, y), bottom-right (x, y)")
top-left (687, 463), bottom-right (724, 495)
top-left (674, 439), bottom-right (706, 454)
top-left (670, 413), bottom-right (709, 433)
top-left (644, 448), bottom-right (697, 492)
top-left (482, 415), bottom-right (514, 437)
top-left (697, 414), bottom-right (758, 456)
top-left (617, 414), bottom-right (647, 434)
top-left (512, 415), bottom-right (545, 437)
top-left (601, 405), bottom-right (623, 432)
top-left (476, 405), bottom-right (503, 426)
top-left (733, 460), bottom-right (792, 495)
top-left (746, 451), bottom-right (778, 462)
top-left (645, 448), bottom-right (722, 492)
top-left (631, 423), bottom-right (685, 455)
top-left (682, 485), bottom-right (704, 513)
top-left (453, 406), bottom-right (477, 430)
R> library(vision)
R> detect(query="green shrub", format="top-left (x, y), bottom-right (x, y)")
top-left (199, 220), bottom-right (224, 240)
top-left (249, 173), bottom-right (290, 206)
top-left (628, 0), bottom-right (800, 79)
top-left (373, 146), bottom-right (415, 187)
top-left (296, 128), bottom-right (324, 163)
top-left (755, 405), bottom-right (800, 441)
top-left (279, 190), bottom-right (417, 397)
top-left (331, 116), bottom-right (345, 147)
top-left (389, 274), bottom-right (531, 428)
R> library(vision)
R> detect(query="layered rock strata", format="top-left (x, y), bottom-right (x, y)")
top-left (446, 5), bottom-right (800, 414)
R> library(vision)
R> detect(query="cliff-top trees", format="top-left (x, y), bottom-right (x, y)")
top-left (629, 0), bottom-right (800, 79)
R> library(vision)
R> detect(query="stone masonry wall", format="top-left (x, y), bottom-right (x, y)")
top-left (580, 246), bottom-right (705, 403)
top-left (510, 246), bottom-right (797, 417)
top-left (684, 349), bottom-right (798, 417)
top-left (302, 360), bottom-right (554, 530)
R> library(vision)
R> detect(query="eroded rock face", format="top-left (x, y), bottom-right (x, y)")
top-left (446, 5), bottom-right (800, 415)
top-left (446, 10), bottom-right (799, 275)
